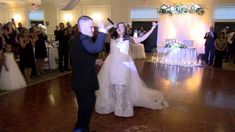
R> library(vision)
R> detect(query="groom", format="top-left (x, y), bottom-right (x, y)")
top-left (71, 16), bottom-right (110, 132)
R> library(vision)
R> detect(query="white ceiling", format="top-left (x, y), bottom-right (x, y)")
top-left (0, 0), bottom-right (53, 5)
top-left (1, 0), bottom-right (235, 6)
top-left (0, 0), bottom-right (26, 5)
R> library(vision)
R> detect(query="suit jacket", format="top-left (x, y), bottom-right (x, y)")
top-left (204, 32), bottom-right (217, 48)
top-left (55, 29), bottom-right (67, 49)
top-left (71, 32), bottom-right (106, 92)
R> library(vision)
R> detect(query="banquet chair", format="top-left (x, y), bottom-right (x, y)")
top-left (183, 40), bottom-right (194, 48)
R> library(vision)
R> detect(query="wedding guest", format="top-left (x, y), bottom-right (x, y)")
top-left (54, 25), bottom-right (59, 42)
top-left (138, 26), bottom-right (146, 37)
top-left (55, 23), bottom-right (68, 72)
top-left (126, 23), bottom-right (132, 36)
top-left (72, 24), bottom-right (79, 35)
top-left (64, 25), bottom-right (74, 70)
top-left (19, 29), bottom-right (35, 83)
top-left (228, 30), bottom-right (235, 64)
top-left (0, 36), bottom-right (4, 73)
top-left (0, 23), bottom-right (3, 35)
top-left (214, 32), bottom-right (227, 68)
top-left (5, 22), bottom-right (20, 55)
top-left (35, 28), bottom-right (47, 76)
top-left (204, 26), bottom-right (217, 66)
top-left (66, 22), bottom-right (72, 29)
top-left (17, 22), bottom-right (25, 33)
top-left (0, 44), bottom-right (27, 90)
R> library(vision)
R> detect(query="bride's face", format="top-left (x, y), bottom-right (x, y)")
top-left (116, 23), bottom-right (126, 36)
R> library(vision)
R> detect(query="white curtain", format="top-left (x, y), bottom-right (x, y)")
top-left (25, 0), bottom-right (41, 4)
top-left (157, 0), bottom-right (215, 54)
top-left (157, 14), bottom-right (207, 54)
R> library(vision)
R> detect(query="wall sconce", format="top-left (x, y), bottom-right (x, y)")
top-left (63, 14), bottom-right (73, 22)
top-left (13, 14), bottom-right (22, 23)
top-left (91, 13), bottom-right (103, 22)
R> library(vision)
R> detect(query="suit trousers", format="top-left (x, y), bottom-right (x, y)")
top-left (74, 90), bottom-right (96, 132)
top-left (58, 47), bottom-right (69, 71)
top-left (205, 46), bottom-right (215, 65)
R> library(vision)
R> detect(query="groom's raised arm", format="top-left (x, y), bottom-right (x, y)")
top-left (81, 32), bottom-right (106, 54)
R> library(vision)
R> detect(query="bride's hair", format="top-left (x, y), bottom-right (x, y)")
top-left (111, 22), bottom-right (130, 41)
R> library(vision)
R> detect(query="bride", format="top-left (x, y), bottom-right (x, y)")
top-left (95, 22), bottom-right (168, 117)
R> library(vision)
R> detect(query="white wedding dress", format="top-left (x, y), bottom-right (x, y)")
top-left (95, 38), bottom-right (168, 117)
top-left (0, 53), bottom-right (27, 91)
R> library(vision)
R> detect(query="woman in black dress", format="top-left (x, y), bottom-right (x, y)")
top-left (19, 29), bottom-right (35, 83)
top-left (214, 32), bottom-right (228, 68)
top-left (35, 28), bottom-right (47, 76)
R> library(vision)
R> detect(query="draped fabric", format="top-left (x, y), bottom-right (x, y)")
top-left (55, 0), bottom-right (80, 10)
top-left (25, 0), bottom-right (41, 4)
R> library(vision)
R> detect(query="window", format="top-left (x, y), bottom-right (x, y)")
top-left (130, 8), bottom-right (158, 19)
top-left (28, 10), bottom-right (44, 20)
top-left (213, 6), bottom-right (235, 20)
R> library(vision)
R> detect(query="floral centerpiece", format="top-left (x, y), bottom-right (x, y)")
top-left (164, 40), bottom-right (187, 48)
top-left (158, 4), bottom-right (205, 15)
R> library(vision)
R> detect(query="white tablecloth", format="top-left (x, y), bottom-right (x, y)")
top-left (129, 43), bottom-right (146, 59)
top-left (47, 47), bottom-right (58, 70)
top-left (157, 47), bottom-right (197, 67)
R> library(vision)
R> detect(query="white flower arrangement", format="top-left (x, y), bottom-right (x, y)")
top-left (38, 24), bottom-right (47, 34)
top-left (164, 40), bottom-right (187, 48)
top-left (158, 4), bottom-right (205, 15)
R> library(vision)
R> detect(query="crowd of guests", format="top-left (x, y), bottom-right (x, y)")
top-left (0, 19), bottom-right (50, 84)
top-left (204, 26), bottom-right (235, 68)
top-left (1, 19), bottom-right (235, 91)
top-left (54, 22), bottom-right (79, 72)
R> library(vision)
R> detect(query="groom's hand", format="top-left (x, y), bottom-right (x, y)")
top-left (97, 21), bottom-right (107, 33)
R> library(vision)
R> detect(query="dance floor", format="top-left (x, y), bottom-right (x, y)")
top-left (0, 60), bottom-right (235, 132)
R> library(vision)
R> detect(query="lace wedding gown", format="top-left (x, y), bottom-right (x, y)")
top-left (95, 38), bottom-right (168, 117)
top-left (0, 53), bottom-right (27, 90)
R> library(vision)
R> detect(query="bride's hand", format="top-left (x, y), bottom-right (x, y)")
top-left (106, 24), bottom-right (114, 31)
top-left (152, 22), bottom-right (158, 29)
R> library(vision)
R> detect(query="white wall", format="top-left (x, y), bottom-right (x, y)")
top-left (1, 0), bottom-right (235, 38)
top-left (0, 3), bottom-right (8, 23)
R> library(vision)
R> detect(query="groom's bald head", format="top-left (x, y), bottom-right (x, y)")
top-left (77, 16), bottom-right (94, 37)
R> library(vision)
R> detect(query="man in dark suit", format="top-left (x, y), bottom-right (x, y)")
top-left (0, 36), bottom-right (4, 73)
top-left (71, 16), bottom-right (112, 132)
top-left (204, 26), bottom-right (217, 66)
top-left (55, 23), bottom-right (69, 72)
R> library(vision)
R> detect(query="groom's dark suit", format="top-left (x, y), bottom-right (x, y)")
top-left (71, 32), bottom-right (106, 132)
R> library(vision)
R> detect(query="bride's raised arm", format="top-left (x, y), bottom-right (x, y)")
top-left (131, 22), bottom-right (157, 44)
